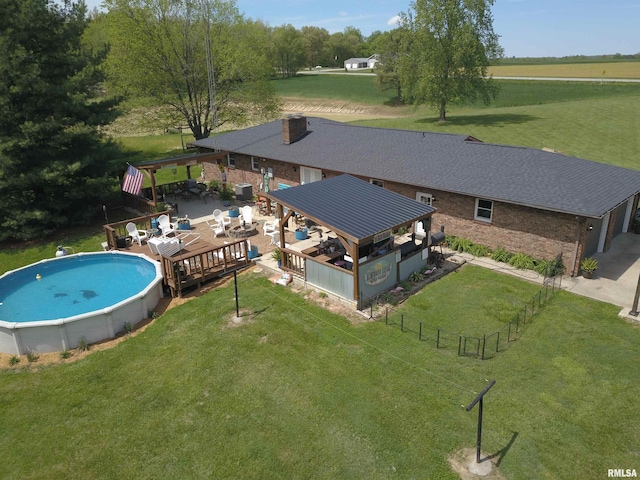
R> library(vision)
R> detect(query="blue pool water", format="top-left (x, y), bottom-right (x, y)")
top-left (0, 253), bottom-right (159, 323)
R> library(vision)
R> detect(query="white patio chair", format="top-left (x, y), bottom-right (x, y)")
top-left (239, 205), bottom-right (253, 225)
top-left (263, 218), bottom-right (278, 236)
top-left (156, 238), bottom-right (181, 257)
top-left (125, 222), bottom-right (149, 246)
top-left (212, 209), bottom-right (231, 229)
top-left (210, 221), bottom-right (227, 238)
top-left (157, 214), bottom-right (178, 237)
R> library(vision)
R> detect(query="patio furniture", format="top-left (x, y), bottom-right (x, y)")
top-left (125, 222), bottom-right (149, 246)
top-left (157, 214), bottom-right (178, 237)
top-left (210, 221), bottom-right (227, 238)
top-left (147, 237), bottom-right (165, 255)
top-left (239, 205), bottom-right (253, 225)
top-left (213, 208), bottom-right (231, 229)
top-left (156, 238), bottom-right (182, 257)
top-left (263, 218), bottom-right (278, 236)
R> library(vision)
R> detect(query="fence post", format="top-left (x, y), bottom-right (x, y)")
top-left (538, 290), bottom-right (542, 308)
top-left (401, 314), bottom-right (404, 332)
top-left (481, 335), bottom-right (486, 359)
top-left (507, 320), bottom-right (512, 342)
top-left (516, 314), bottom-right (520, 333)
top-left (436, 329), bottom-right (440, 348)
top-left (496, 331), bottom-right (500, 353)
top-left (458, 335), bottom-right (462, 356)
top-left (523, 305), bottom-right (527, 324)
top-left (419, 322), bottom-right (422, 341)
top-left (385, 307), bottom-right (388, 325)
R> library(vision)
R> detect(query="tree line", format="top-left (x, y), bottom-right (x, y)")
top-left (0, 0), bottom-right (501, 240)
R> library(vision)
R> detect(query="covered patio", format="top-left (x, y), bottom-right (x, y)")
top-left (267, 175), bottom-right (436, 309)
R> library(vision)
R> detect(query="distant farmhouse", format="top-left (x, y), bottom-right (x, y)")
top-left (192, 116), bottom-right (640, 277)
top-left (344, 54), bottom-right (379, 70)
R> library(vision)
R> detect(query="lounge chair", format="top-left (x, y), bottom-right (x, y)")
top-left (212, 209), bottom-right (231, 229)
top-left (125, 222), bottom-right (149, 246)
top-left (239, 205), bottom-right (253, 225)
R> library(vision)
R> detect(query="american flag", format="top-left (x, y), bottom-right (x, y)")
top-left (122, 164), bottom-right (144, 195)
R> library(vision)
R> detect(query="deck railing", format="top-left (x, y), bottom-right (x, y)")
top-left (159, 239), bottom-right (251, 297)
top-left (103, 211), bottom-right (170, 250)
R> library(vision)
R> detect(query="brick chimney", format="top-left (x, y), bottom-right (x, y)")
top-left (282, 115), bottom-right (307, 145)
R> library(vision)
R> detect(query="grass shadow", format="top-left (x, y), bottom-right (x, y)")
top-left (416, 113), bottom-right (538, 127)
top-left (486, 431), bottom-right (519, 466)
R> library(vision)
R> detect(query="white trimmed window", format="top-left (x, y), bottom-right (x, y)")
top-left (227, 153), bottom-right (236, 168)
top-left (370, 179), bottom-right (384, 187)
top-left (251, 156), bottom-right (259, 171)
top-left (416, 192), bottom-right (433, 206)
top-left (475, 198), bottom-right (493, 223)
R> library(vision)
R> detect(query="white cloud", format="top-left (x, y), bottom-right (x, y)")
top-left (387, 14), bottom-right (401, 27)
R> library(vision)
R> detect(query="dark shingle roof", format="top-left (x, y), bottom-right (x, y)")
top-left (268, 174), bottom-right (435, 242)
top-left (192, 118), bottom-right (640, 218)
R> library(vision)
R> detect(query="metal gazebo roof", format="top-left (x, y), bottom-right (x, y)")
top-left (267, 174), bottom-right (436, 244)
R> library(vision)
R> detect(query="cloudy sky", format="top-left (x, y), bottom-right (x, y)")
top-left (84, 0), bottom-right (639, 58)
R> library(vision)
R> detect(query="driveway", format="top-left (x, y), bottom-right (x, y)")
top-left (562, 233), bottom-right (640, 319)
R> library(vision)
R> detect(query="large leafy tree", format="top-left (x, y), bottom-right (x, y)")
top-left (271, 24), bottom-right (306, 77)
top-left (104, 0), bottom-right (280, 139)
top-left (0, 0), bottom-right (122, 241)
top-left (301, 26), bottom-right (330, 69)
top-left (374, 28), bottom-right (409, 102)
top-left (398, 0), bottom-right (503, 121)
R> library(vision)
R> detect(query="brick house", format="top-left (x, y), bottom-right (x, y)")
top-left (192, 116), bottom-right (640, 276)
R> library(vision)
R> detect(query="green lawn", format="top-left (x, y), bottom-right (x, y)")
top-left (355, 90), bottom-right (640, 170)
top-left (1, 267), bottom-right (637, 479)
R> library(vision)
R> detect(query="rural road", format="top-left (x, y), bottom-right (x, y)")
top-left (299, 69), bottom-right (640, 83)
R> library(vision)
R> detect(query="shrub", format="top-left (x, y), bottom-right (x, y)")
top-left (409, 271), bottom-right (424, 282)
top-left (123, 322), bottom-right (133, 334)
top-left (60, 350), bottom-right (72, 360)
top-left (468, 243), bottom-right (491, 257)
top-left (508, 253), bottom-right (536, 270)
top-left (77, 336), bottom-right (89, 352)
top-left (26, 348), bottom-right (39, 363)
top-left (447, 235), bottom-right (473, 253)
top-left (9, 355), bottom-right (20, 366)
top-left (491, 246), bottom-right (512, 263)
top-left (534, 259), bottom-right (551, 276)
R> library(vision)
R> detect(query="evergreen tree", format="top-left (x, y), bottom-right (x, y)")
top-left (0, 0), bottom-right (122, 241)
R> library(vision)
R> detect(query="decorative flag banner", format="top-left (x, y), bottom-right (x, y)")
top-left (122, 164), bottom-right (144, 195)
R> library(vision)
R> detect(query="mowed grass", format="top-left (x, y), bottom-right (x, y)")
top-left (354, 86), bottom-right (640, 170)
top-left (272, 74), bottom-right (398, 105)
top-left (1, 269), bottom-right (638, 479)
top-left (488, 61), bottom-right (640, 79)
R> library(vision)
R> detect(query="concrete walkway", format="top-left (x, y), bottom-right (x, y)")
top-left (447, 233), bottom-right (640, 321)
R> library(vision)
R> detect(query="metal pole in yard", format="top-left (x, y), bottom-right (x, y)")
top-left (466, 380), bottom-right (496, 465)
top-left (233, 270), bottom-right (239, 317)
top-left (629, 272), bottom-right (640, 316)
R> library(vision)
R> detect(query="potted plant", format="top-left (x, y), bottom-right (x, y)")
top-left (271, 247), bottom-right (282, 268)
top-left (580, 257), bottom-right (598, 279)
top-left (219, 186), bottom-right (234, 206)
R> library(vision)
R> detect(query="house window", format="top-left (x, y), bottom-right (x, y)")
top-left (475, 198), bottom-right (493, 222)
top-left (370, 179), bottom-right (384, 188)
top-left (251, 156), bottom-right (259, 171)
top-left (416, 192), bottom-right (432, 206)
top-left (227, 153), bottom-right (236, 168)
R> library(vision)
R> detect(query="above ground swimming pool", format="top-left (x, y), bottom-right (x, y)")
top-left (0, 252), bottom-right (163, 355)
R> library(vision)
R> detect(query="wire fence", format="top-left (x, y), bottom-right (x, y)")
top-left (376, 274), bottom-right (563, 360)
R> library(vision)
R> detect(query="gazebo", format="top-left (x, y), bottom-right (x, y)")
top-left (267, 175), bottom-right (436, 308)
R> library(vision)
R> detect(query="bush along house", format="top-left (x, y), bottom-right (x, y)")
top-left (192, 115), bottom-right (640, 277)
